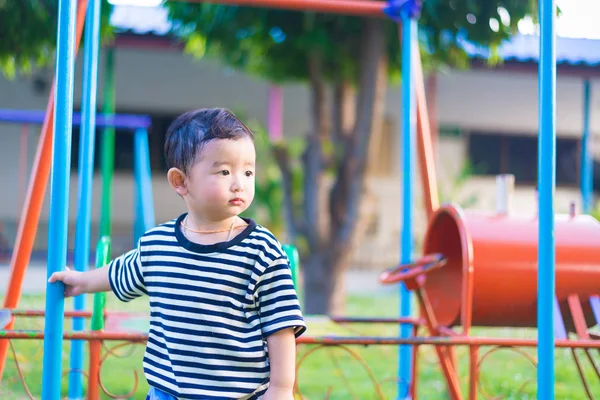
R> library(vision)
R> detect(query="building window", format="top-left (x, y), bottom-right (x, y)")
top-left (467, 132), bottom-right (579, 186)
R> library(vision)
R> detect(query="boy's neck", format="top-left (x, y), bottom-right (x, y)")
top-left (180, 214), bottom-right (249, 246)
top-left (185, 214), bottom-right (240, 232)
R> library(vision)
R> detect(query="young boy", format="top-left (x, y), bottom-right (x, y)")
top-left (49, 108), bottom-right (306, 400)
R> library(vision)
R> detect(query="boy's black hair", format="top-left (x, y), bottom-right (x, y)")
top-left (164, 108), bottom-right (255, 174)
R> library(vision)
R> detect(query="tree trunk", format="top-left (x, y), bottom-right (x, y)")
top-left (303, 243), bottom-right (351, 315)
top-left (332, 81), bottom-right (355, 143)
top-left (272, 144), bottom-right (297, 243)
top-left (301, 52), bottom-right (329, 250)
top-left (302, 18), bottom-right (389, 315)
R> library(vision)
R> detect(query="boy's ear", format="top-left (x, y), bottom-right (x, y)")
top-left (167, 168), bottom-right (188, 196)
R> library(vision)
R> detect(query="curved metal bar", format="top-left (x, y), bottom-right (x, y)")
top-left (476, 346), bottom-right (537, 400)
top-left (295, 344), bottom-right (387, 399)
top-left (98, 341), bottom-right (144, 399)
top-left (8, 339), bottom-right (36, 400)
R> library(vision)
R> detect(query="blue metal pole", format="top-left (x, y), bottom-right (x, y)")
top-left (537, 0), bottom-right (556, 398)
top-left (133, 128), bottom-right (156, 244)
top-left (581, 79), bottom-right (592, 214)
top-left (399, 15), bottom-right (417, 400)
top-left (68, 0), bottom-right (101, 398)
top-left (42, 0), bottom-right (78, 398)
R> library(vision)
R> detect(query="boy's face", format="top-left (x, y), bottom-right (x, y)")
top-left (184, 137), bottom-right (256, 221)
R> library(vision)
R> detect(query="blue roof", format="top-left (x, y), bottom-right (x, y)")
top-left (109, 6), bottom-right (600, 67)
top-left (461, 34), bottom-right (600, 67)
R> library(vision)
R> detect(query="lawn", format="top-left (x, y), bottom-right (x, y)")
top-left (1, 291), bottom-right (598, 399)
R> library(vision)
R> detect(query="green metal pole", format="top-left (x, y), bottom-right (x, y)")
top-left (100, 47), bottom-right (115, 238)
top-left (91, 237), bottom-right (111, 331)
top-left (282, 244), bottom-right (301, 307)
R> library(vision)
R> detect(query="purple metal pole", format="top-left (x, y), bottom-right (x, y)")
top-left (267, 85), bottom-right (283, 141)
top-left (0, 109), bottom-right (151, 129)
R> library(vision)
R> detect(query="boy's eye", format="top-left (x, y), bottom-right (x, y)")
top-left (245, 171), bottom-right (254, 177)
top-left (220, 170), bottom-right (230, 176)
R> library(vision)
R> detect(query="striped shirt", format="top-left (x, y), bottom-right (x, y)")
top-left (108, 213), bottom-right (306, 399)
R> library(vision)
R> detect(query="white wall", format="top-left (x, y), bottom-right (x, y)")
top-left (0, 46), bottom-right (598, 259)
top-left (435, 68), bottom-right (600, 139)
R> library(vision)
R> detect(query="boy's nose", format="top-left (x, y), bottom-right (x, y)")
top-left (231, 178), bottom-right (244, 192)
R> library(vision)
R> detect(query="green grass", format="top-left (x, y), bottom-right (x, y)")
top-left (1, 292), bottom-right (599, 399)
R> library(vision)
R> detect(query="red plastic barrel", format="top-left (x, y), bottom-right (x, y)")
top-left (422, 204), bottom-right (600, 331)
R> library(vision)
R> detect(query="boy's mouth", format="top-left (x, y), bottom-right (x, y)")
top-left (230, 198), bottom-right (244, 206)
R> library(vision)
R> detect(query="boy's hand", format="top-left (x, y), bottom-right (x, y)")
top-left (262, 385), bottom-right (294, 400)
top-left (48, 267), bottom-right (88, 297)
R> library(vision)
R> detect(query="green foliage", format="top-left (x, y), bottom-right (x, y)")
top-left (0, 0), bottom-right (114, 79)
top-left (0, 1), bottom-right (539, 81)
top-left (590, 201), bottom-right (600, 221)
top-left (167, 5), bottom-right (378, 84)
top-left (419, 1), bottom-right (534, 69)
top-left (166, 1), bottom-right (537, 85)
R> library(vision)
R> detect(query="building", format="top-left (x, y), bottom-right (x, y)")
top-left (1, 6), bottom-right (599, 268)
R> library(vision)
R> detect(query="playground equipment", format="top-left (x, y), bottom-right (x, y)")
top-left (379, 202), bottom-right (600, 399)
top-left (414, 203), bottom-right (600, 331)
top-left (1, 0), bottom-right (600, 399)
top-left (0, 110), bottom-right (156, 394)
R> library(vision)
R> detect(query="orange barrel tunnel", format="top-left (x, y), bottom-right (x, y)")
top-left (422, 203), bottom-right (600, 331)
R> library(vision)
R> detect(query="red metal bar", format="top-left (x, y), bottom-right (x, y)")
top-left (1, 330), bottom-right (147, 341)
top-left (468, 346), bottom-right (478, 400)
top-left (567, 294), bottom-right (590, 339)
top-left (409, 324), bottom-right (420, 399)
top-left (415, 286), bottom-right (463, 399)
top-left (9, 310), bottom-right (424, 327)
top-left (329, 316), bottom-right (423, 325)
top-left (3, 330), bottom-right (600, 349)
top-left (298, 336), bottom-right (600, 349)
top-left (8, 309), bottom-right (94, 318)
top-left (413, 39), bottom-right (440, 221)
top-left (8, 311), bottom-right (423, 326)
top-left (179, 0), bottom-right (387, 17)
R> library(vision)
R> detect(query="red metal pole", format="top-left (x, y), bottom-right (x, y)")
top-left (179, 0), bottom-right (387, 17)
top-left (87, 340), bottom-right (102, 400)
top-left (10, 309), bottom-right (95, 318)
top-left (414, 43), bottom-right (440, 221)
top-left (3, 330), bottom-right (600, 349)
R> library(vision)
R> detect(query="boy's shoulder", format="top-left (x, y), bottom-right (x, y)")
top-left (248, 221), bottom-right (289, 260)
top-left (138, 217), bottom-right (179, 242)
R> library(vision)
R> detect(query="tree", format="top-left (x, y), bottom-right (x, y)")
top-left (164, 1), bottom-right (536, 314)
top-left (0, 0), bottom-right (114, 78)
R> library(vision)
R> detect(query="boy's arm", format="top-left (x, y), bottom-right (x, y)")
top-left (264, 327), bottom-right (296, 398)
top-left (48, 265), bottom-right (110, 297)
top-left (254, 254), bottom-right (306, 400)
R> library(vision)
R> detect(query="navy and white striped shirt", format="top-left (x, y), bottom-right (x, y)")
top-left (108, 213), bottom-right (306, 399)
